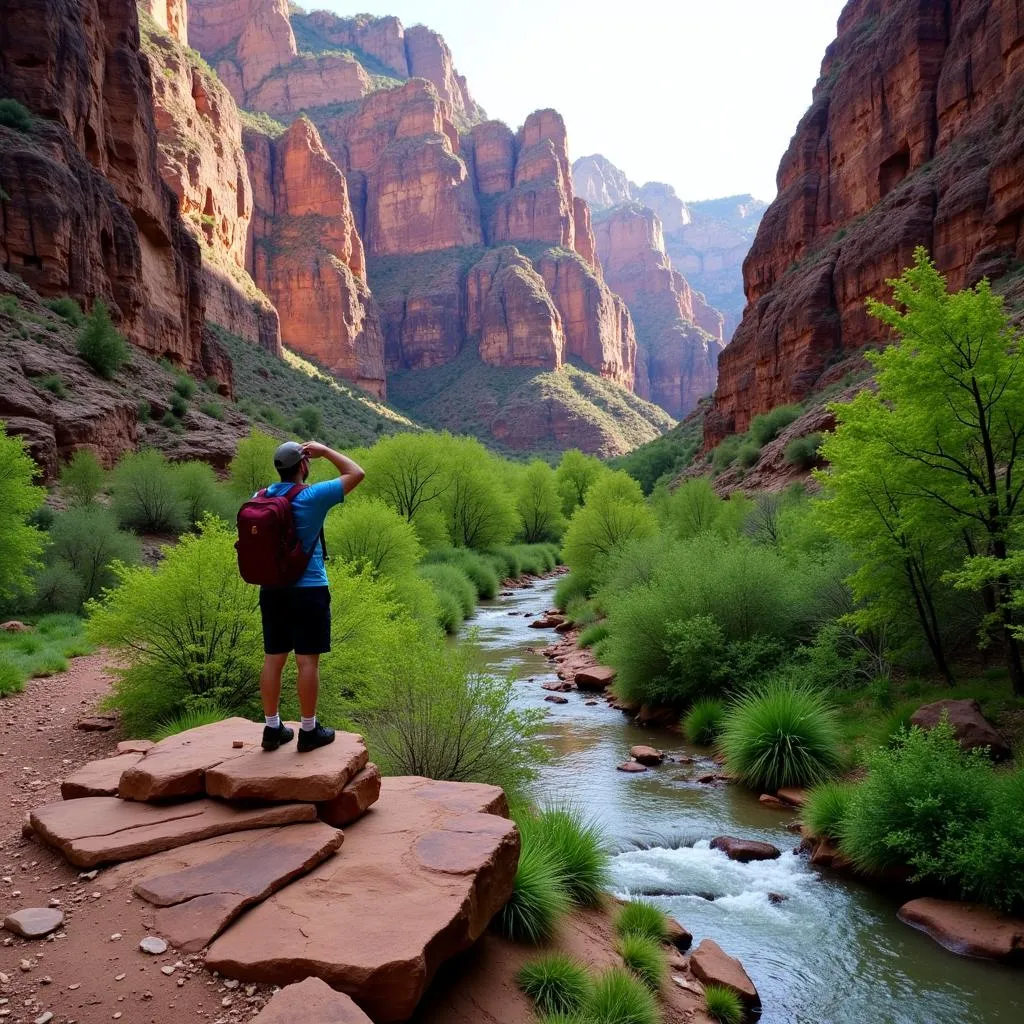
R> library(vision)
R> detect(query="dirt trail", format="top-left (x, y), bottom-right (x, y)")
top-left (0, 656), bottom-right (275, 1024)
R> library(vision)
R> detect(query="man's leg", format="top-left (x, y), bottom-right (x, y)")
top-left (295, 588), bottom-right (335, 751)
top-left (295, 653), bottom-right (320, 720)
top-left (260, 653), bottom-right (289, 720)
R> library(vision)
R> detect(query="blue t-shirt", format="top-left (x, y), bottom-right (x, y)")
top-left (262, 479), bottom-right (344, 587)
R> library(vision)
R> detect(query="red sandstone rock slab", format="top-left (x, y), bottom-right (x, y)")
top-left (689, 938), bottom-right (760, 1008)
top-left (61, 753), bottom-right (144, 800)
top-left (76, 714), bottom-right (118, 732)
top-left (617, 761), bottom-right (647, 773)
top-left (711, 836), bottom-right (781, 863)
top-left (897, 898), bottom-right (1024, 961)
top-left (759, 794), bottom-right (787, 809)
top-left (253, 978), bottom-right (372, 1023)
top-left (118, 718), bottom-right (266, 801)
top-left (910, 699), bottom-right (1012, 760)
top-left (30, 797), bottom-right (316, 868)
top-left (206, 776), bottom-right (519, 1022)
top-left (318, 764), bottom-right (382, 828)
top-left (129, 823), bottom-right (344, 952)
top-left (575, 666), bottom-right (616, 691)
top-left (205, 731), bottom-right (369, 803)
top-left (775, 787), bottom-right (808, 808)
top-left (117, 739), bottom-right (155, 754)
top-left (630, 745), bottom-right (664, 766)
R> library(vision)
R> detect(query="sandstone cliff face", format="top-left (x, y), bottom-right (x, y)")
top-left (708, 0), bottom-right (1024, 445)
top-left (144, 0), bottom-right (188, 44)
top-left (245, 118), bottom-right (386, 396)
top-left (595, 204), bottom-right (723, 417)
top-left (0, 0), bottom-right (228, 384)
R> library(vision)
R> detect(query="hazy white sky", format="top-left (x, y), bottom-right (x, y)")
top-left (315, 0), bottom-right (848, 202)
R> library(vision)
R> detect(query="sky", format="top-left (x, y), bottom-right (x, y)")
top-left (316, 0), bottom-right (849, 202)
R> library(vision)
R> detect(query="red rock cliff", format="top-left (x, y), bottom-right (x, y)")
top-left (0, 0), bottom-right (225, 383)
top-left (708, 0), bottom-right (1024, 444)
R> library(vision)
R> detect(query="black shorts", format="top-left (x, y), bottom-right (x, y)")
top-left (259, 586), bottom-right (331, 655)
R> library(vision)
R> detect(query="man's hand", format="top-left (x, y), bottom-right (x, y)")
top-left (302, 441), bottom-right (331, 459)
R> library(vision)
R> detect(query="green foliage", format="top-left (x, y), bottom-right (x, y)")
top-left (170, 393), bottom-right (188, 418)
top-left (736, 441), bottom-right (761, 469)
top-left (48, 506), bottom-right (141, 604)
top-left (710, 434), bottom-right (743, 473)
top-left (556, 449), bottom-right (604, 516)
top-left (578, 623), bottom-right (610, 648)
top-left (585, 968), bottom-right (660, 1024)
top-left (614, 901), bottom-right (669, 943)
top-left (290, 403), bottom-right (322, 437)
top-left (703, 984), bottom-right (744, 1024)
top-left (172, 461), bottom-right (230, 529)
top-left (36, 374), bottom-right (67, 397)
top-left (720, 679), bottom-right (842, 791)
top-left (803, 780), bottom-right (856, 840)
top-left (554, 572), bottom-right (590, 610)
top-left (326, 498), bottom-right (423, 579)
top-left (0, 425), bottom-right (45, 599)
top-left (616, 933), bottom-right (666, 992)
top-left (0, 614), bottom-right (92, 692)
top-left (423, 547), bottom-right (499, 598)
top-left (516, 955), bottom-right (592, 1015)
top-left (418, 563), bottom-right (476, 627)
top-left (0, 656), bottom-right (24, 696)
top-left (60, 450), bottom-right (105, 506)
top-left (440, 437), bottom-right (520, 549)
top-left (228, 429), bottom-right (278, 500)
top-left (152, 703), bottom-right (230, 741)
top-left (111, 450), bottom-right (187, 534)
top-left (609, 417), bottom-right (703, 495)
top-left (0, 98), bottom-right (33, 133)
top-left (173, 374), bottom-right (197, 399)
top-left (518, 806), bottom-right (609, 907)
top-left (199, 400), bottom-right (224, 420)
top-left (87, 518), bottom-right (263, 735)
top-left (516, 460), bottom-right (566, 543)
top-left (785, 433), bottom-right (822, 469)
top-left (497, 835), bottom-right (570, 944)
top-left (750, 404), bottom-right (802, 446)
top-left (684, 697), bottom-right (726, 745)
top-left (77, 301), bottom-right (129, 379)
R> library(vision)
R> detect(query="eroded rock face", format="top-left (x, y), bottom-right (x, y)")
top-left (206, 776), bottom-right (519, 1022)
top-left (144, 0), bottom-right (188, 43)
top-left (708, 0), bottom-right (1024, 445)
top-left (0, 0), bottom-right (218, 381)
top-left (404, 24), bottom-right (484, 124)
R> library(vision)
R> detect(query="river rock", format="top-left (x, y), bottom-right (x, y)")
top-left (133, 823), bottom-right (344, 952)
top-left (630, 745), bottom-right (664, 766)
top-left (909, 699), bottom-right (1011, 760)
top-left (542, 680), bottom-right (573, 692)
top-left (554, 620), bottom-right (574, 633)
top-left (775, 787), bottom-right (809, 808)
top-left (759, 794), bottom-right (787, 808)
top-left (545, 694), bottom-right (569, 704)
top-left (635, 704), bottom-right (677, 728)
top-left (689, 938), bottom-right (760, 1009)
top-left (0, 620), bottom-right (31, 632)
top-left (61, 753), bottom-right (145, 800)
top-left (529, 615), bottom-right (563, 629)
top-left (575, 666), bottom-right (616, 691)
top-left (711, 836), bottom-right (782, 863)
top-left (206, 776), bottom-right (519, 1023)
top-left (897, 898), bottom-right (1024, 961)
top-left (3, 908), bottom-right (64, 938)
top-left (616, 760), bottom-right (648, 773)
top-left (30, 797), bottom-right (316, 868)
top-left (205, 731), bottom-right (369, 803)
top-left (809, 838), bottom-right (855, 872)
top-left (253, 977), bottom-right (372, 1023)
top-left (318, 764), bottom-right (382, 828)
top-left (666, 916), bottom-right (692, 950)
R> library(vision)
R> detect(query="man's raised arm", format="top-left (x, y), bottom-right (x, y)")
top-left (302, 441), bottom-right (365, 494)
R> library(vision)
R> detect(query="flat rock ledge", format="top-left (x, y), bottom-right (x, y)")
top-left (206, 776), bottom-right (520, 1023)
top-left (898, 897), bottom-right (1024, 961)
top-left (253, 978), bottom-right (372, 1023)
top-left (61, 752), bottom-right (144, 799)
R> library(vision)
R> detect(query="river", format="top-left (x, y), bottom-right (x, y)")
top-left (463, 575), bottom-right (1023, 1024)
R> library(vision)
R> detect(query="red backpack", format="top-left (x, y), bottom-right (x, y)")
top-left (236, 484), bottom-right (325, 587)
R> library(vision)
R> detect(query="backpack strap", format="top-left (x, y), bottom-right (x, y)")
top-left (283, 483), bottom-right (328, 562)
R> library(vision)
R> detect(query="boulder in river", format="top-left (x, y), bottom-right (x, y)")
top-left (710, 836), bottom-right (782, 863)
top-left (545, 694), bottom-right (569, 704)
top-left (630, 745), bottom-right (664, 766)
top-left (775, 786), bottom-right (809, 808)
top-left (758, 794), bottom-right (787, 809)
top-left (898, 898), bottom-right (1024, 961)
top-left (689, 938), bottom-right (761, 1009)
top-left (616, 761), bottom-right (648, 773)
top-left (542, 680), bottom-right (573, 692)
top-left (909, 699), bottom-right (1011, 760)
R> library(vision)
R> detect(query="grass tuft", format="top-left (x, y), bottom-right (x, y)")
top-left (704, 983), bottom-right (744, 1024)
top-left (803, 780), bottom-right (856, 840)
top-left (684, 697), bottom-right (726, 745)
top-left (516, 954), bottom-right (592, 1015)
top-left (496, 839), bottom-right (570, 943)
top-left (585, 967), bottom-right (660, 1024)
top-left (520, 806), bottom-right (609, 907)
top-left (616, 933), bottom-right (667, 991)
top-left (152, 704), bottom-right (230, 741)
top-left (614, 900), bottom-right (668, 943)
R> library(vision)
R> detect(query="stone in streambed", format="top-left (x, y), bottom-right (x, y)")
top-left (3, 908), bottom-right (64, 939)
top-left (554, 620), bottom-right (574, 633)
top-left (617, 761), bottom-right (647, 773)
top-left (665, 916), bottom-right (692, 950)
top-left (61, 753), bottom-right (145, 800)
top-left (689, 938), bottom-right (760, 1009)
top-left (759, 794), bottom-right (787, 809)
top-left (252, 977), bottom-right (373, 1023)
top-left (575, 666), bottom-right (616, 691)
top-left (545, 694), bottom-right (569, 704)
top-left (711, 836), bottom-right (781, 862)
top-left (630, 745), bottom-right (664, 766)
top-left (775, 786), bottom-right (808, 808)
top-left (897, 897), bottom-right (1024, 961)
top-left (542, 680), bottom-right (572, 692)
top-left (318, 763), bottom-right (382, 828)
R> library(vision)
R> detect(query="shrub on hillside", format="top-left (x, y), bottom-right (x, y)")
top-left (60, 450), bottom-right (105, 506)
top-left (326, 499), bottom-right (423, 579)
top-left (228, 430), bottom-right (278, 500)
top-left (684, 697), bottom-right (726, 745)
top-left (736, 441), bottom-right (761, 469)
top-left (0, 98), bottom-right (33, 133)
top-left (172, 460), bottom-right (231, 529)
top-left (77, 301), bottom-right (129, 379)
top-left (578, 623), bottom-right (610, 648)
top-left (710, 434), bottom-right (743, 473)
top-left (617, 933), bottom-right (666, 992)
top-left (173, 374), bottom-right (197, 399)
top-left (554, 571), bottom-right (589, 610)
top-left (614, 900), bottom-right (669, 943)
top-left (516, 954), bottom-right (591, 1016)
top-left (48, 505), bottom-right (140, 604)
top-left (785, 433), bottom-right (823, 470)
top-left (111, 450), bottom-right (187, 533)
top-left (750, 404), bottom-right (802, 446)
top-left (720, 678), bottom-right (842, 791)
top-left (0, 425), bottom-right (45, 600)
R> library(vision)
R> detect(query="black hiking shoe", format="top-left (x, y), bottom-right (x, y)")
top-left (261, 722), bottom-right (295, 751)
top-left (297, 722), bottom-right (335, 752)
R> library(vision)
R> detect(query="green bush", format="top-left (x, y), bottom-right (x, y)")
top-left (172, 461), bottom-right (229, 529)
top-left (160, 410), bottom-right (177, 429)
top-left (423, 547), bottom-right (498, 598)
top-left (704, 984), bottom-right (744, 1024)
top-left (0, 655), bottom-right (26, 696)
top-left (565, 597), bottom-right (599, 627)
top-left (578, 623), bottom-right (610, 648)
top-left (0, 424), bottom-right (46, 600)
top-left (496, 836), bottom-right (571, 943)
top-left (803, 780), bottom-right (857, 840)
top-left (173, 375), bottom-right (197, 399)
top-left (515, 543), bottom-right (559, 575)
top-left (60, 449), bottom-right (105, 506)
top-left (585, 967), bottom-right (659, 1024)
top-left (516, 459), bottom-right (566, 543)
top-left (720, 678), bottom-right (842, 791)
top-left (486, 544), bottom-right (524, 579)
top-left (750, 404), bottom-right (802, 446)
top-left (111, 450), bottom-right (187, 533)
top-left (418, 563), bottom-right (476, 619)
top-left (427, 583), bottom-right (464, 633)
top-left (47, 505), bottom-right (141, 604)
top-left (204, 375), bottom-right (221, 393)
top-left (616, 933), bottom-right (666, 992)
top-left (614, 901), bottom-right (668, 943)
top-left (684, 697), bottom-right (726, 745)
top-left (199, 400), bottom-right (224, 421)
top-left (31, 564), bottom-right (85, 613)
top-left (518, 806), bottom-right (609, 906)
top-left (37, 374), bottom-right (67, 398)
top-left (554, 572), bottom-right (590, 609)
top-left (291, 404), bottom-right (322, 437)
top-left (170, 393), bottom-right (188, 418)
top-left (326, 499), bottom-right (423, 579)
top-left (784, 433), bottom-right (823, 469)
top-left (228, 430), bottom-right (278, 499)
top-left (152, 703), bottom-right (230, 741)
top-left (711, 435), bottom-right (743, 473)
top-left (736, 441), bottom-right (761, 469)
top-left (516, 954), bottom-right (592, 1015)
top-left (77, 300), bottom-right (129, 379)
top-left (0, 98), bottom-right (33, 133)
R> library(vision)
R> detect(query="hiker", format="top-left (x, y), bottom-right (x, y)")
top-left (236, 440), bottom-right (365, 753)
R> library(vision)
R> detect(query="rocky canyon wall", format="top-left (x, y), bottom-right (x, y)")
top-left (707, 0), bottom-right (1024, 445)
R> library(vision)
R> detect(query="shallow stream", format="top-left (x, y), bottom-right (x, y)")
top-left (464, 576), bottom-right (1022, 1024)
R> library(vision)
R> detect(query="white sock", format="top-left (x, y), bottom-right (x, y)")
top-left (300, 716), bottom-right (317, 732)
top-left (265, 713), bottom-right (281, 729)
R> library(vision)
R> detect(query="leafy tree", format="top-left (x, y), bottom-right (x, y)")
top-left (60, 449), bottom-right (105, 506)
top-left (555, 449), bottom-right (603, 516)
top-left (77, 300), bottom-right (129, 379)
top-left (228, 429), bottom-right (278, 500)
top-left (516, 460), bottom-right (566, 543)
top-left (440, 438), bottom-right (519, 549)
top-left (0, 424), bottom-right (45, 598)
top-left (324, 498), bottom-right (423, 578)
top-left (822, 249), bottom-right (1024, 692)
top-left (360, 432), bottom-right (450, 524)
top-left (172, 460), bottom-right (230, 529)
top-left (110, 449), bottom-right (187, 534)
top-left (48, 505), bottom-right (140, 602)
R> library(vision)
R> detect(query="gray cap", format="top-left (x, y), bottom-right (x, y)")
top-left (273, 441), bottom-right (305, 471)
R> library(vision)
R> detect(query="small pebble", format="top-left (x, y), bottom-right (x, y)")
top-left (34, 1014), bottom-right (53, 1024)
top-left (161, 966), bottom-right (175, 977)
top-left (39, 977), bottom-right (51, 986)
top-left (113, 1014), bottom-right (122, 1020)
top-left (115, 973), bottom-right (126, 982)
top-left (110, 933), bottom-right (121, 941)
top-left (224, 980), bottom-right (239, 990)
top-left (79, 871), bottom-right (98, 881)
top-left (231, 740), bottom-right (244, 749)
top-left (68, 984), bottom-right (80, 991)
top-left (19, 961), bottom-right (32, 973)
top-left (222, 997), bottom-right (233, 1007)
top-left (139, 936), bottom-right (167, 955)
top-left (176, 979), bottom-right (185, 988)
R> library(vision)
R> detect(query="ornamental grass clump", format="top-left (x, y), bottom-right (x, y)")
top-left (684, 697), bottom-right (726, 745)
top-left (803, 780), bottom-right (857, 840)
top-left (720, 678), bottom-right (842, 791)
top-left (496, 838), bottom-right (570, 944)
top-left (519, 805), bottom-right (609, 907)
top-left (616, 933), bottom-right (667, 992)
top-left (704, 983), bottom-right (744, 1024)
top-left (585, 967), bottom-right (660, 1024)
top-left (516, 954), bottom-right (592, 1015)
top-left (614, 900), bottom-right (669, 943)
